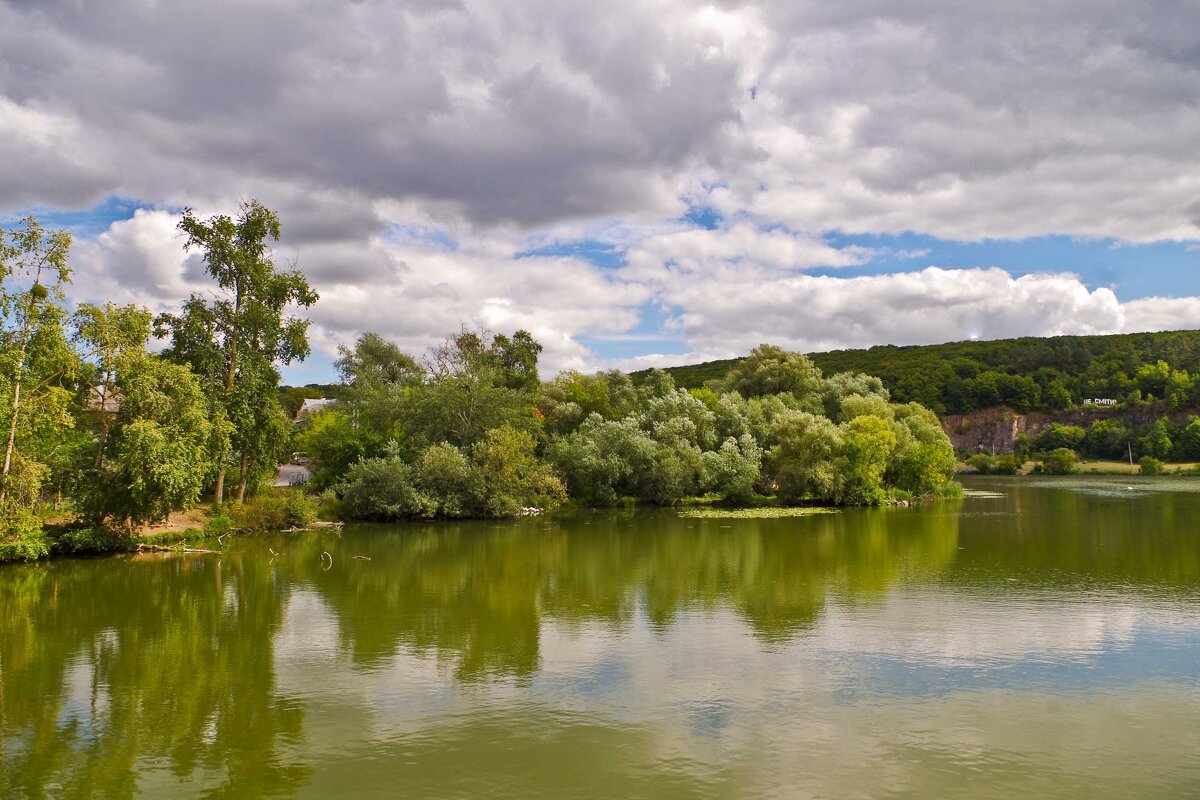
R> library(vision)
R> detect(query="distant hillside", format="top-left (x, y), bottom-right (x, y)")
top-left (634, 331), bottom-right (1200, 415)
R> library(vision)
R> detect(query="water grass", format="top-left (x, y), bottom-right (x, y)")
top-left (678, 506), bottom-right (839, 519)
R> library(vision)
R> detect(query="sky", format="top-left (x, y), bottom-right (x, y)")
top-left (3, 0), bottom-right (1200, 384)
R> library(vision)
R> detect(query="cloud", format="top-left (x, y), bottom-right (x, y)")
top-left (65, 210), bottom-right (1197, 378)
top-left (69, 208), bottom-right (650, 374)
top-left (4, 0), bottom-right (1200, 242)
top-left (6, 0), bottom-right (1200, 376)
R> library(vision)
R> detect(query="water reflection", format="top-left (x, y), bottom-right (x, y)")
top-left (2, 480), bottom-right (1200, 798)
top-left (0, 556), bottom-right (308, 797)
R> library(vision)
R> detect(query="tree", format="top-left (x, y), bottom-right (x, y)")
top-left (701, 435), bottom-right (762, 504)
top-left (1040, 448), bottom-right (1078, 474)
top-left (1174, 418), bottom-right (1200, 461)
top-left (337, 332), bottom-right (422, 388)
top-left (550, 415), bottom-right (656, 505)
top-left (335, 448), bottom-right (434, 521)
top-left (1138, 417), bottom-right (1173, 461)
top-left (0, 217), bottom-right (76, 504)
top-left (1036, 424), bottom-right (1087, 453)
top-left (1084, 419), bottom-right (1132, 459)
top-left (73, 303), bottom-right (153, 468)
top-left (723, 344), bottom-right (823, 403)
top-left (406, 328), bottom-right (542, 448)
top-left (819, 372), bottom-right (888, 419)
top-left (887, 404), bottom-right (956, 493)
top-left (770, 411), bottom-right (844, 504)
top-left (156, 201), bottom-right (318, 502)
top-left (413, 442), bottom-right (472, 517)
top-left (79, 354), bottom-right (214, 525)
top-left (840, 415), bottom-right (897, 505)
top-left (294, 408), bottom-right (386, 490)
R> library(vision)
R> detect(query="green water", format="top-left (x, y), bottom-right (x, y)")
top-left (3, 476), bottom-right (1200, 798)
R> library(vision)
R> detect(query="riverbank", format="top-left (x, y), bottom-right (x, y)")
top-left (4, 488), bottom-right (335, 564)
top-left (958, 458), bottom-right (1200, 477)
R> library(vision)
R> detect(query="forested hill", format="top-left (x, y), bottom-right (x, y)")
top-left (636, 331), bottom-right (1200, 415)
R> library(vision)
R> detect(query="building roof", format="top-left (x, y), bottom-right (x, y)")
top-left (295, 397), bottom-right (335, 420)
top-left (87, 384), bottom-right (121, 414)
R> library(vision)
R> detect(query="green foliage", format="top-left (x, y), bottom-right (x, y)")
top-left (469, 426), bottom-right (566, 516)
top-left (771, 411), bottom-right (844, 503)
top-left (0, 216), bottom-right (78, 506)
top-left (337, 455), bottom-right (433, 521)
top-left (722, 344), bottom-right (823, 400)
top-left (1039, 448), bottom-right (1079, 475)
top-left (550, 415), bottom-right (656, 505)
top-left (231, 490), bottom-right (319, 532)
top-left (1175, 418), bottom-right (1200, 461)
top-left (993, 455), bottom-right (1022, 475)
top-left (0, 502), bottom-right (49, 562)
top-left (965, 453), bottom-right (994, 474)
top-left (701, 435), bottom-right (762, 504)
top-left (404, 328), bottom-right (544, 448)
top-left (642, 330), bottom-right (1200, 415)
top-left (1138, 418), bottom-right (1173, 461)
top-left (840, 415), bottom-right (897, 506)
top-left (1085, 419), bottom-right (1132, 459)
top-left (965, 453), bottom-right (1023, 475)
top-left (294, 409), bottom-right (386, 490)
top-left (78, 354), bottom-right (213, 525)
top-left (1036, 424), bottom-right (1087, 453)
top-left (337, 426), bottom-right (566, 521)
top-left (413, 442), bottom-right (472, 517)
top-left (205, 514), bottom-right (234, 535)
top-left (156, 200), bottom-right (318, 502)
top-left (1139, 456), bottom-right (1165, 475)
top-left (54, 526), bottom-right (135, 555)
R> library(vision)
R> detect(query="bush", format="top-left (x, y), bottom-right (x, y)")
top-left (1138, 456), bottom-right (1165, 476)
top-left (965, 453), bottom-right (993, 474)
top-left (54, 526), bottom-right (135, 555)
top-left (231, 490), bottom-right (320, 531)
top-left (470, 426), bottom-right (567, 516)
top-left (205, 514), bottom-right (234, 535)
top-left (0, 503), bottom-right (50, 562)
top-left (413, 442), bottom-right (472, 517)
top-left (993, 455), bottom-right (1022, 475)
top-left (336, 456), bottom-right (435, 521)
top-left (1040, 448), bottom-right (1078, 475)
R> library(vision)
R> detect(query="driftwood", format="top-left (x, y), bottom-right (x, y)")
top-left (354, 555), bottom-right (371, 561)
top-left (281, 520), bottom-right (344, 533)
top-left (136, 543), bottom-right (220, 555)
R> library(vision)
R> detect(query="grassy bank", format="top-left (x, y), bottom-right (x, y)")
top-left (2, 488), bottom-right (333, 564)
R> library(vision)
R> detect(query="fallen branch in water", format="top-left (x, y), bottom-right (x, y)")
top-left (320, 551), bottom-right (333, 570)
top-left (282, 520), bottom-right (344, 533)
top-left (136, 543), bottom-right (220, 555)
top-left (354, 555), bottom-right (371, 561)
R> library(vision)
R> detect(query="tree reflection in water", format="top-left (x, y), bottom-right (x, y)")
top-left (4, 482), bottom-right (1200, 797)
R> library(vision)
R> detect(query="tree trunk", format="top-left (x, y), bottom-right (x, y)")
top-left (214, 468), bottom-right (225, 505)
top-left (1, 379), bottom-right (22, 504)
top-left (1, 280), bottom-right (43, 504)
top-left (93, 376), bottom-right (112, 469)
top-left (235, 451), bottom-right (249, 503)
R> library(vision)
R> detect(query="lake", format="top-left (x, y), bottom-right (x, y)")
top-left (3, 476), bottom-right (1200, 798)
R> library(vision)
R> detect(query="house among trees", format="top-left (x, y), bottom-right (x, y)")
top-left (294, 397), bottom-right (334, 421)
